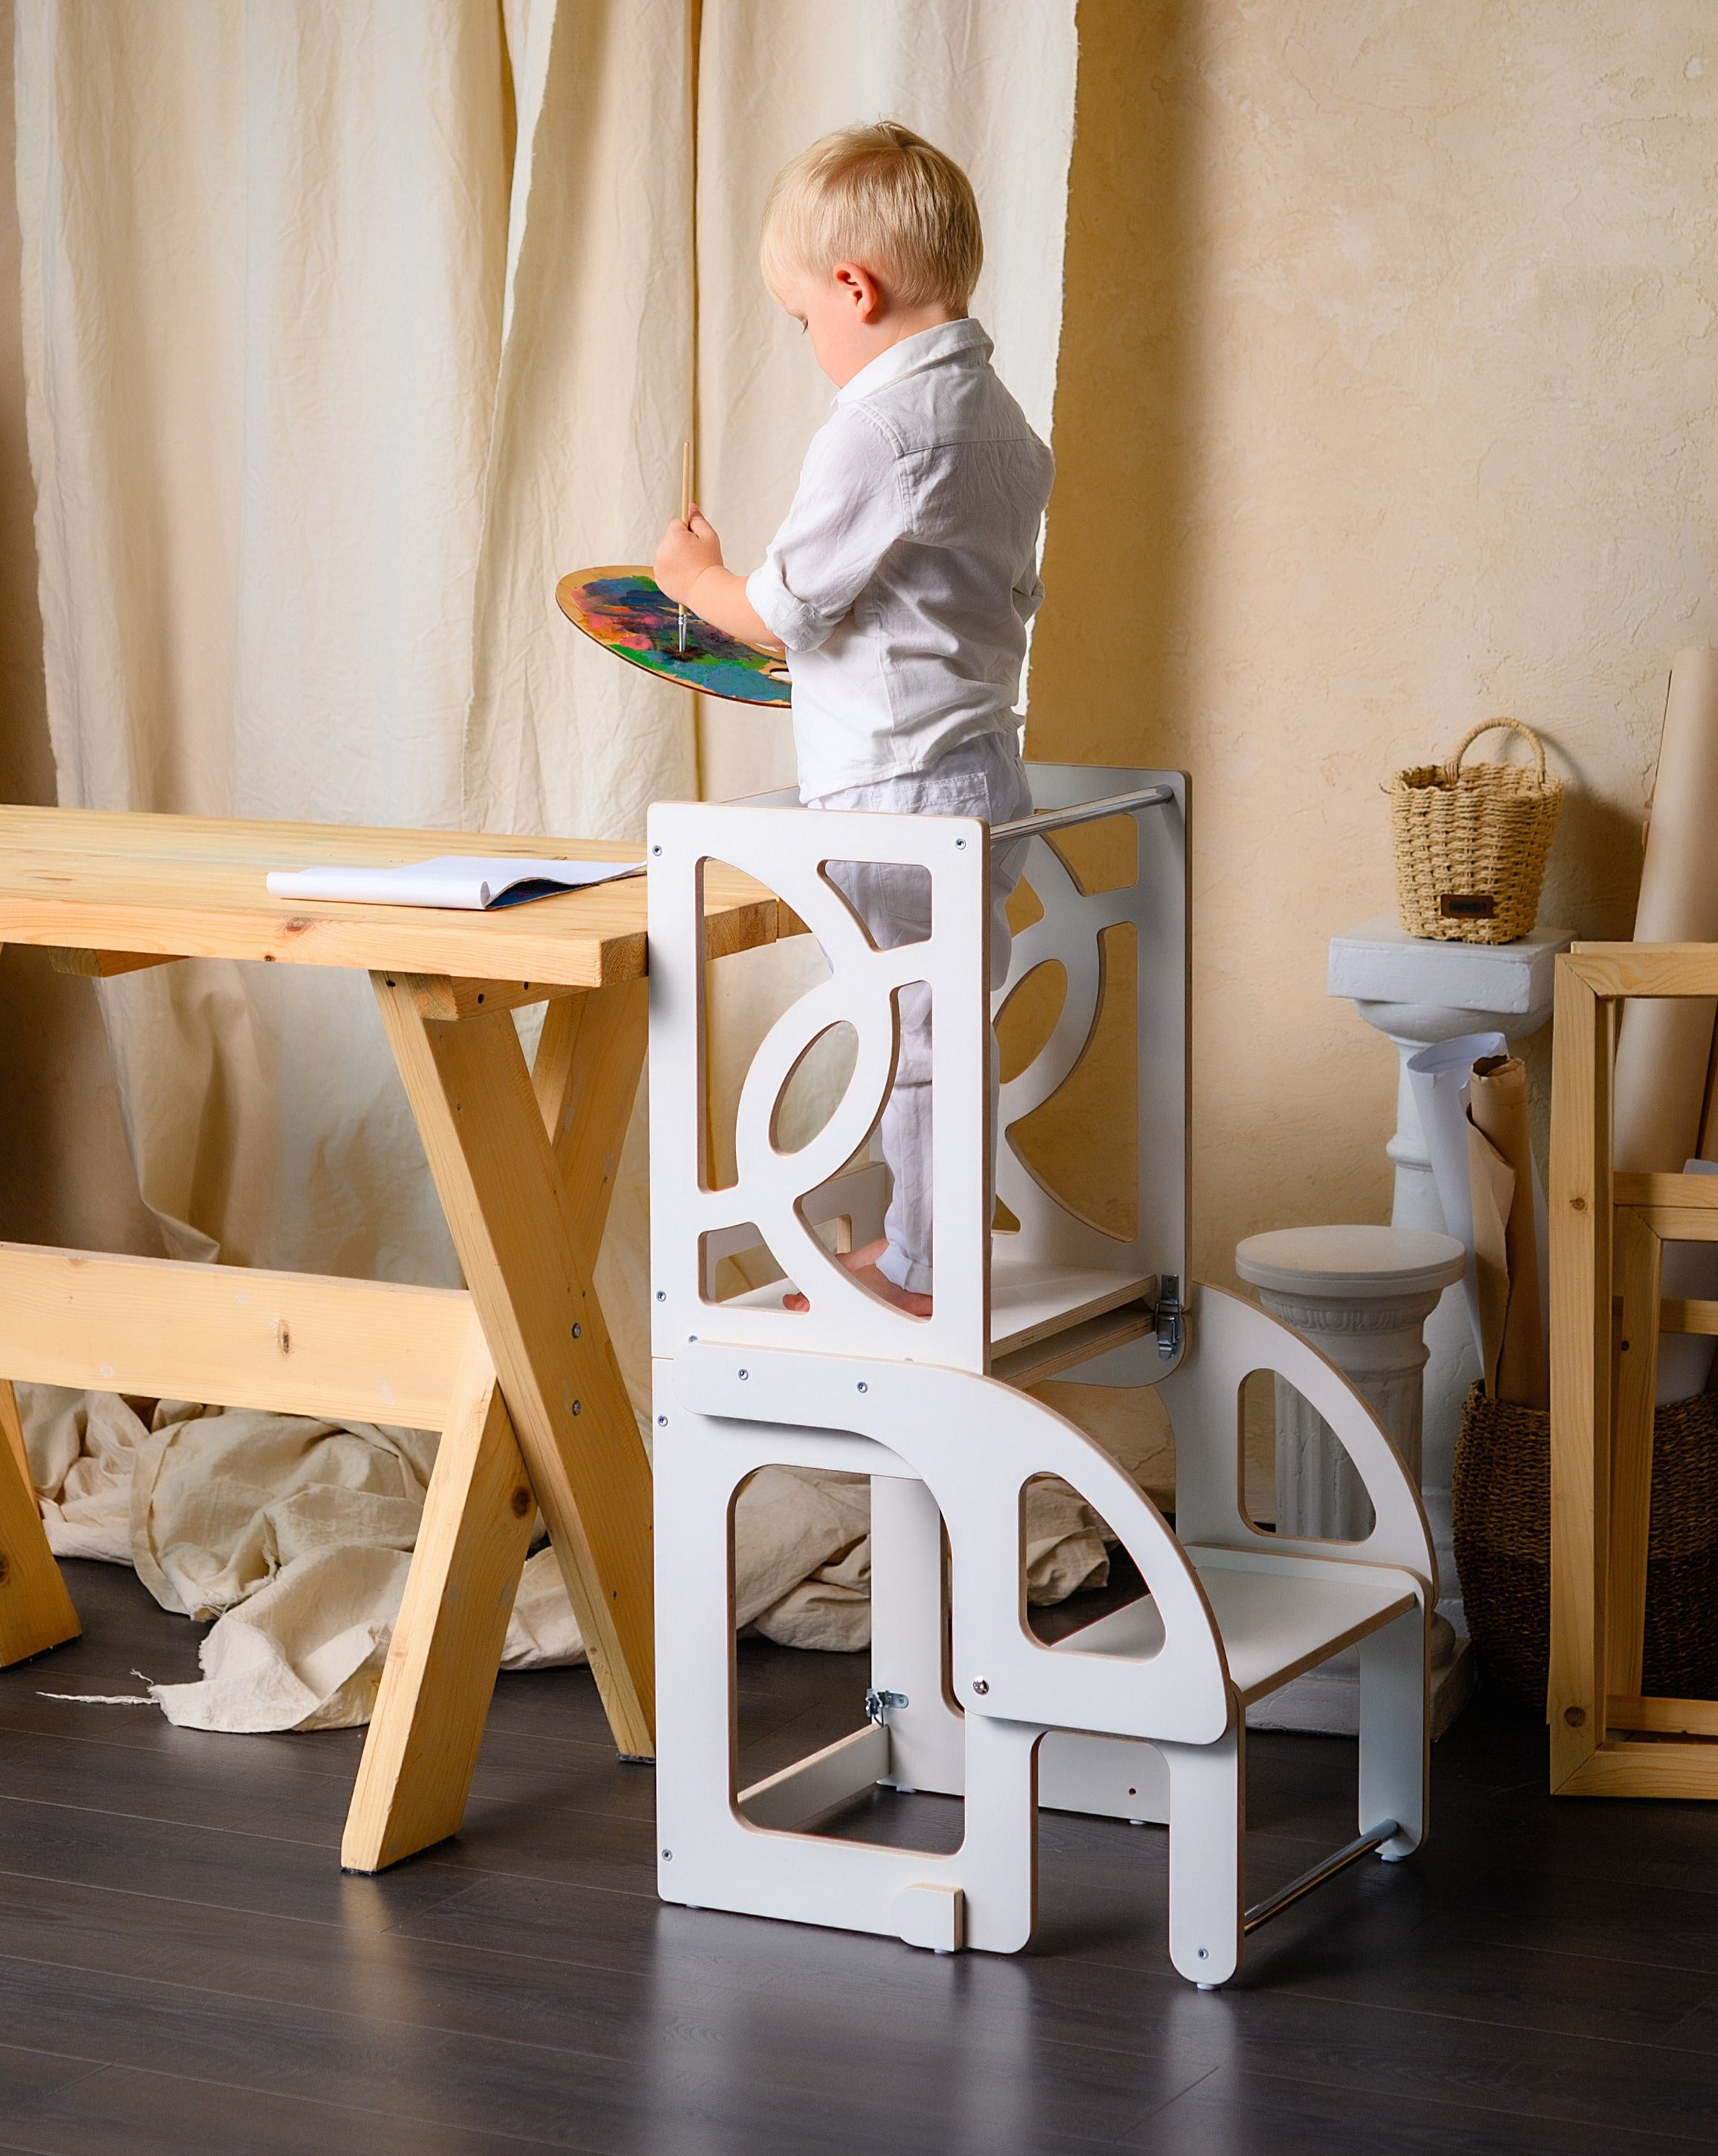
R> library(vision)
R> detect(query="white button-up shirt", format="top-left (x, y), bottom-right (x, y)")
top-left (746, 317), bottom-right (1055, 800)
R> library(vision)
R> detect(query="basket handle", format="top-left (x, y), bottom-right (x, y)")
top-left (1446, 717), bottom-right (1547, 780)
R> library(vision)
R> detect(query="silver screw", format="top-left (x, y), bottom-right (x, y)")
top-left (655, 1289), bottom-right (666, 1302)
top-left (662, 1849), bottom-right (673, 1860)
top-left (571, 1323), bottom-right (582, 1338)
top-left (651, 844), bottom-right (663, 856)
top-left (1197, 1947), bottom-right (1208, 1960)
top-left (972, 1677), bottom-right (989, 1695)
top-left (571, 1401), bottom-right (582, 1416)
top-left (738, 1369), bottom-right (749, 1381)
top-left (657, 1415), bottom-right (668, 1427)
top-left (954, 836), bottom-right (966, 849)
top-left (856, 1381), bottom-right (868, 1393)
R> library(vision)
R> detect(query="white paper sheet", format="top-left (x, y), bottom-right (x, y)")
top-left (1408, 1032), bottom-right (1509, 1361)
top-left (265, 855), bottom-right (643, 910)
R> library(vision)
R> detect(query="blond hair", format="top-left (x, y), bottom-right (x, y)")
top-left (761, 122), bottom-right (982, 314)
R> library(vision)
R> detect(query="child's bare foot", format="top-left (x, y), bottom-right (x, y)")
top-left (783, 1237), bottom-right (933, 1318)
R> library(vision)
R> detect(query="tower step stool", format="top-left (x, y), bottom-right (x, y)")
top-left (647, 766), bottom-right (1434, 1984)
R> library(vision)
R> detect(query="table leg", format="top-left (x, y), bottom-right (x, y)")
top-left (373, 975), bottom-right (654, 1759)
top-left (342, 1315), bottom-right (534, 1870)
top-left (0, 1377), bottom-right (79, 1666)
top-left (0, 1378), bottom-right (29, 1492)
top-left (532, 979), bottom-right (647, 1244)
top-left (1549, 964), bottom-right (1611, 1790)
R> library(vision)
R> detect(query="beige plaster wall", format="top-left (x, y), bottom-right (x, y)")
top-left (1032, 0), bottom-right (1718, 1292)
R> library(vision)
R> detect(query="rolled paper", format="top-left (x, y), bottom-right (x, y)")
top-left (1407, 1030), bottom-right (1509, 1363)
top-left (1467, 1054), bottom-right (1549, 1407)
top-left (1613, 648), bottom-right (1718, 1175)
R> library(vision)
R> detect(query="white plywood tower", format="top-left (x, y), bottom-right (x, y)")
top-left (647, 769), bottom-right (1434, 1984)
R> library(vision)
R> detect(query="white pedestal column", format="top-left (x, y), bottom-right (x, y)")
top-left (1326, 915), bottom-right (1571, 1641)
top-left (1236, 1224), bottom-right (1467, 1737)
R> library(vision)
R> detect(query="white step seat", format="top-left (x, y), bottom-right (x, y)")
top-left (716, 1251), bottom-right (1155, 1367)
top-left (1050, 1551), bottom-right (1417, 1708)
top-left (988, 1253), bottom-right (1153, 1361)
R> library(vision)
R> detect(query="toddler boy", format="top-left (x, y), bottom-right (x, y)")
top-left (656, 121), bottom-right (1053, 1315)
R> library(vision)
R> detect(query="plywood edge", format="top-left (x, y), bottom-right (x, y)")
top-left (990, 1301), bottom-right (1154, 1388)
top-left (1231, 1591), bottom-right (1419, 1707)
top-left (989, 1272), bottom-right (1156, 1360)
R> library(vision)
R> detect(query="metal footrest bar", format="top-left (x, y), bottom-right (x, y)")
top-left (990, 785), bottom-right (1174, 843)
top-left (1242, 1819), bottom-right (1399, 1935)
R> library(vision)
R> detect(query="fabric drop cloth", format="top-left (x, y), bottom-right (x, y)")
top-left (21, 1386), bottom-right (1108, 1733)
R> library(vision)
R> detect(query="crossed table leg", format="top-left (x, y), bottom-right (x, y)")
top-left (343, 971), bottom-right (654, 1870)
top-left (0, 1375), bottom-right (80, 1666)
top-left (0, 967), bottom-right (653, 1875)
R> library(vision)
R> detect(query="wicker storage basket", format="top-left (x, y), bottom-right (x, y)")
top-left (1453, 1386), bottom-right (1718, 1705)
top-left (1390, 717), bottom-right (1563, 945)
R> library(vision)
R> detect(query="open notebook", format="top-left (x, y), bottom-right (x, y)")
top-left (265, 855), bottom-right (645, 911)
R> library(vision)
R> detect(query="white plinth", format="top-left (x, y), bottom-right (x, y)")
top-left (1327, 913), bottom-right (1572, 1641)
top-left (1236, 1223), bottom-right (1470, 1738)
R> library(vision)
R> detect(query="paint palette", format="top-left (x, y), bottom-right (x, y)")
top-left (556, 566), bottom-right (793, 708)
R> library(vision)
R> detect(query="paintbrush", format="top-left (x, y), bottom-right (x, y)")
top-left (677, 440), bottom-right (691, 656)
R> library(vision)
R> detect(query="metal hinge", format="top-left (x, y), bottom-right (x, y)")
top-left (865, 1688), bottom-right (908, 1726)
top-left (1155, 1275), bottom-right (1184, 1361)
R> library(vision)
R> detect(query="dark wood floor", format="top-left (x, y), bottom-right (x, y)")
top-left (0, 1563), bottom-right (1715, 2152)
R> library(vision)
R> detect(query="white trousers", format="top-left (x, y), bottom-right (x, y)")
top-left (807, 731), bottom-right (1032, 1294)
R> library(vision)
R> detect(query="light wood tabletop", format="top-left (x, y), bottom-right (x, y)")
top-left (0, 805), bottom-right (778, 986)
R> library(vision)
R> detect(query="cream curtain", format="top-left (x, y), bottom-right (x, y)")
top-left (14, 0), bottom-right (698, 1286)
top-left (18, 0), bottom-right (513, 1276)
top-left (693, 0), bottom-right (1077, 801)
top-left (12, 0), bottom-right (1081, 1727)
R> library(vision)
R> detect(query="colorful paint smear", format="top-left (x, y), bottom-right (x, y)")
top-left (556, 566), bottom-right (792, 708)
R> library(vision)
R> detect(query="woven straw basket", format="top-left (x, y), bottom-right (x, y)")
top-left (1453, 1387), bottom-right (1718, 1705)
top-left (1390, 717), bottom-right (1563, 945)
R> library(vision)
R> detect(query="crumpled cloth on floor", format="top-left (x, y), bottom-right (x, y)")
top-left (19, 1387), bottom-right (1109, 1733)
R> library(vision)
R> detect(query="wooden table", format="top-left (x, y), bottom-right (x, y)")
top-left (0, 806), bottom-right (781, 1868)
top-left (1550, 939), bottom-right (1718, 1798)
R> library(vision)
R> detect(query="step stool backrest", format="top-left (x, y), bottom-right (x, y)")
top-left (998, 764), bottom-right (1188, 1288)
